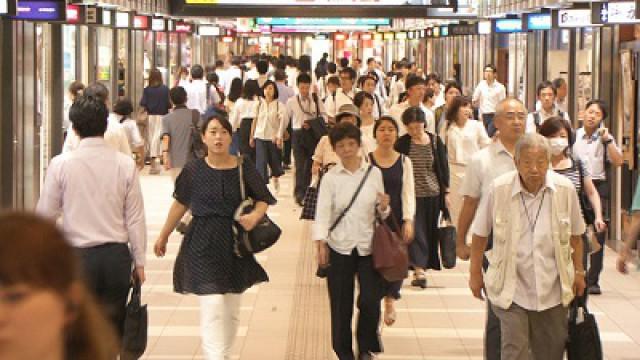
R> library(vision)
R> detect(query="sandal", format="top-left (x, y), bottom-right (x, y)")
top-left (411, 270), bottom-right (427, 289)
top-left (383, 298), bottom-right (397, 326)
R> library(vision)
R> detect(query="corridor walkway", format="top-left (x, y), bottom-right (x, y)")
top-left (140, 169), bottom-right (640, 360)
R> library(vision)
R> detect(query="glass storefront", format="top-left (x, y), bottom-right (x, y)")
top-left (143, 30), bottom-right (153, 83)
top-left (62, 25), bottom-right (76, 91)
top-left (180, 33), bottom-right (192, 68)
top-left (96, 27), bottom-right (113, 97)
top-left (169, 32), bottom-right (179, 87)
top-left (117, 29), bottom-right (128, 98)
top-left (156, 31), bottom-right (169, 84)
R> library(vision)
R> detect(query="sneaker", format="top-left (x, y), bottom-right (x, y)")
top-left (588, 285), bottom-right (602, 295)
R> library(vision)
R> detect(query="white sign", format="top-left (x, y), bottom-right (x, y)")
top-left (102, 9), bottom-right (111, 25)
top-left (151, 18), bottom-right (166, 31)
top-left (478, 20), bottom-right (492, 34)
top-left (558, 9), bottom-right (592, 28)
top-left (601, 2), bottom-right (637, 24)
top-left (115, 11), bottom-right (129, 28)
top-left (199, 25), bottom-right (221, 36)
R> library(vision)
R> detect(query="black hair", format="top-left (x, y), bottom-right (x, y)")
top-left (327, 76), bottom-right (340, 87)
top-left (215, 60), bottom-right (224, 68)
top-left (358, 75), bottom-right (377, 89)
top-left (206, 72), bottom-right (219, 84)
top-left (329, 122), bottom-right (362, 149)
top-left (405, 75), bottom-right (426, 90)
top-left (538, 116), bottom-right (575, 156)
top-left (340, 67), bottom-right (357, 81)
top-left (585, 99), bottom-right (608, 120)
top-left (424, 88), bottom-right (435, 102)
top-left (84, 83), bottom-right (109, 104)
top-left (170, 86), bottom-right (187, 106)
top-left (298, 55), bottom-right (311, 73)
top-left (339, 57), bottom-right (349, 69)
top-left (328, 62), bottom-right (337, 74)
top-left (444, 81), bottom-right (462, 96)
top-left (242, 80), bottom-right (260, 100)
top-left (552, 77), bottom-right (567, 89)
top-left (262, 80), bottom-right (279, 100)
top-left (396, 61), bottom-right (409, 70)
top-left (200, 114), bottom-right (233, 136)
top-left (191, 64), bottom-right (204, 79)
top-left (274, 69), bottom-right (287, 81)
top-left (373, 115), bottom-right (399, 139)
top-left (231, 57), bottom-right (242, 66)
top-left (426, 73), bottom-right (442, 84)
top-left (227, 78), bottom-right (242, 103)
top-left (276, 59), bottom-right (286, 70)
top-left (297, 72), bottom-right (312, 85)
top-left (354, 91), bottom-right (374, 108)
top-left (257, 60), bottom-right (269, 75)
top-left (113, 98), bottom-right (133, 118)
top-left (69, 95), bottom-right (109, 138)
top-left (367, 57), bottom-right (376, 65)
top-left (536, 80), bottom-right (556, 97)
top-left (445, 96), bottom-right (472, 124)
top-left (484, 64), bottom-right (497, 73)
top-left (401, 106), bottom-right (426, 126)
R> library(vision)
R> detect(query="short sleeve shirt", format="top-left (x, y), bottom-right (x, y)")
top-left (459, 140), bottom-right (516, 199)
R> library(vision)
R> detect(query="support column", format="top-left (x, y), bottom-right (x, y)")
top-left (0, 19), bottom-right (14, 208)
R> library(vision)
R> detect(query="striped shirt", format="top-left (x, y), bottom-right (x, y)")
top-left (408, 143), bottom-right (440, 197)
top-left (554, 157), bottom-right (589, 194)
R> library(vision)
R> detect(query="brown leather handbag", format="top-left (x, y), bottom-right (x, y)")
top-left (372, 214), bottom-right (409, 282)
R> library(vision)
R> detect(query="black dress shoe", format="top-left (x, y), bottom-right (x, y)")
top-left (588, 285), bottom-right (602, 295)
top-left (411, 278), bottom-right (427, 289)
top-left (358, 352), bottom-right (375, 360)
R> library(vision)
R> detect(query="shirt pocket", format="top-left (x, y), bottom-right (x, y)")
top-left (557, 216), bottom-right (573, 262)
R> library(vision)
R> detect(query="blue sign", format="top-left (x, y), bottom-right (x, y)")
top-left (440, 25), bottom-right (449, 36)
top-left (256, 17), bottom-right (390, 26)
top-left (527, 13), bottom-right (551, 30)
top-left (14, 0), bottom-right (65, 20)
top-left (494, 18), bottom-right (523, 33)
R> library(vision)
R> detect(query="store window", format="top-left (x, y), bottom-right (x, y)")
top-left (156, 32), bottom-right (169, 84)
top-left (169, 32), bottom-right (179, 87)
top-left (62, 25), bottom-right (76, 92)
top-left (117, 29), bottom-right (128, 98)
top-left (180, 33), bottom-right (192, 68)
top-left (575, 28), bottom-right (594, 118)
top-left (96, 27), bottom-right (113, 97)
top-left (143, 31), bottom-right (153, 83)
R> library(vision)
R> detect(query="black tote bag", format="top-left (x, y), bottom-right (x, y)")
top-left (121, 279), bottom-right (148, 360)
top-left (566, 296), bottom-right (603, 360)
top-left (438, 209), bottom-right (457, 269)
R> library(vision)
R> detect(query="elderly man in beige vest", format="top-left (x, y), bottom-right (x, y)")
top-left (469, 133), bottom-right (586, 360)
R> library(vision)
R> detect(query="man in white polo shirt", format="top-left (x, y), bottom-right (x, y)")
top-left (456, 97), bottom-right (526, 360)
top-left (525, 80), bottom-right (571, 133)
top-left (390, 75), bottom-right (434, 136)
top-left (473, 64), bottom-right (506, 138)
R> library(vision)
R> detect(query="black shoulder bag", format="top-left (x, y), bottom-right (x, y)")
top-left (189, 110), bottom-right (207, 160)
top-left (576, 157), bottom-right (596, 226)
top-left (233, 156), bottom-right (282, 258)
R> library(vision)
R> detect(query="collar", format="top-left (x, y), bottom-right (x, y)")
top-left (491, 139), bottom-right (514, 159)
top-left (77, 137), bottom-right (107, 148)
top-left (577, 127), bottom-right (599, 141)
top-left (334, 157), bottom-right (368, 175)
top-left (174, 104), bottom-right (188, 110)
top-left (511, 170), bottom-right (556, 198)
top-left (539, 106), bottom-right (557, 117)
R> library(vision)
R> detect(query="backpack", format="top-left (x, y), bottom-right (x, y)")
top-left (533, 110), bottom-right (565, 129)
top-left (189, 110), bottom-right (207, 160)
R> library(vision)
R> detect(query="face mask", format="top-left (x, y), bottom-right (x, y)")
top-left (549, 137), bottom-right (568, 156)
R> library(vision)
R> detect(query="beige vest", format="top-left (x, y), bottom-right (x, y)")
top-left (485, 170), bottom-right (577, 310)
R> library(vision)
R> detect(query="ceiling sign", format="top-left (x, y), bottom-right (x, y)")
top-left (555, 9), bottom-right (592, 28)
top-left (187, 0), bottom-right (424, 5)
top-left (256, 17), bottom-right (390, 26)
top-left (596, 1), bottom-right (638, 24)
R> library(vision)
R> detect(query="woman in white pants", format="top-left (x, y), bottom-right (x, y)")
top-left (155, 115), bottom-right (275, 360)
top-left (440, 96), bottom-right (490, 226)
top-left (140, 69), bottom-right (171, 174)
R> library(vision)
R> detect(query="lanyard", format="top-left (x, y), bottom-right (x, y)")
top-left (297, 95), bottom-right (315, 117)
top-left (520, 189), bottom-right (546, 234)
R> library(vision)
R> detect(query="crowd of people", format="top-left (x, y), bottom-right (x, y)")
top-left (2, 50), bottom-right (637, 360)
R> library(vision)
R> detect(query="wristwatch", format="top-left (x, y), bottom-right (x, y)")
top-left (602, 138), bottom-right (613, 146)
top-left (575, 270), bottom-right (586, 276)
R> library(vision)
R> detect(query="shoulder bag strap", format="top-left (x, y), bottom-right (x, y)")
top-left (238, 156), bottom-right (246, 200)
top-left (575, 157), bottom-right (585, 193)
top-left (533, 112), bottom-right (541, 128)
top-left (329, 165), bottom-right (373, 233)
top-left (312, 93), bottom-right (321, 117)
top-left (376, 94), bottom-right (382, 117)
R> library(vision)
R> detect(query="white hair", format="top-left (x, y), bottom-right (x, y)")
top-left (515, 133), bottom-right (551, 161)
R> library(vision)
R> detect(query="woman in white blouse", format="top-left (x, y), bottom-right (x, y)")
top-left (354, 91), bottom-right (377, 150)
top-left (230, 79), bottom-right (260, 160)
top-left (441, 96), bottom-right (491, 225)
top-left (250, 80), bottom-right (287, 191)
top-left (313, 122), bottom-right (391, 360)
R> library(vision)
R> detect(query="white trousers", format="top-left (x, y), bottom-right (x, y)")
top-left (148, 115), bottom-right (163, 157)
top-left (199, 293), bottom-right (242, 360)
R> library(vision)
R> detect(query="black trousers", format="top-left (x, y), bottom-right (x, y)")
top-left (283, 121), bottom-right (292, 166)
top-left (238, 118), bottom-right (256, 162)
top-left (483, 233), bottom-right (501, 360)
top-left (327, 248), bottom-right (383, 360)
top-left (588, 179), bottom-right (609, 287)
top-left (291, 129), bottom-right (312, 203)
top-left (77, 243), bottom-right (132, 337)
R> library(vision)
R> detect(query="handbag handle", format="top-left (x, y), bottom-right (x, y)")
top-left (238, 155), bottom-right (246, 200)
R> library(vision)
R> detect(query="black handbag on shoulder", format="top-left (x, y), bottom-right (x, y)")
top-left (233, 156), bottom-right (282, 258)
top-left (566, 296), bottom-right (603, 360)
top-left (121, 279), bottom-right (148, 360)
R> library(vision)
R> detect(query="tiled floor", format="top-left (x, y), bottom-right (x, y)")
top-left (140, 169), bottom-right (640, 360)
